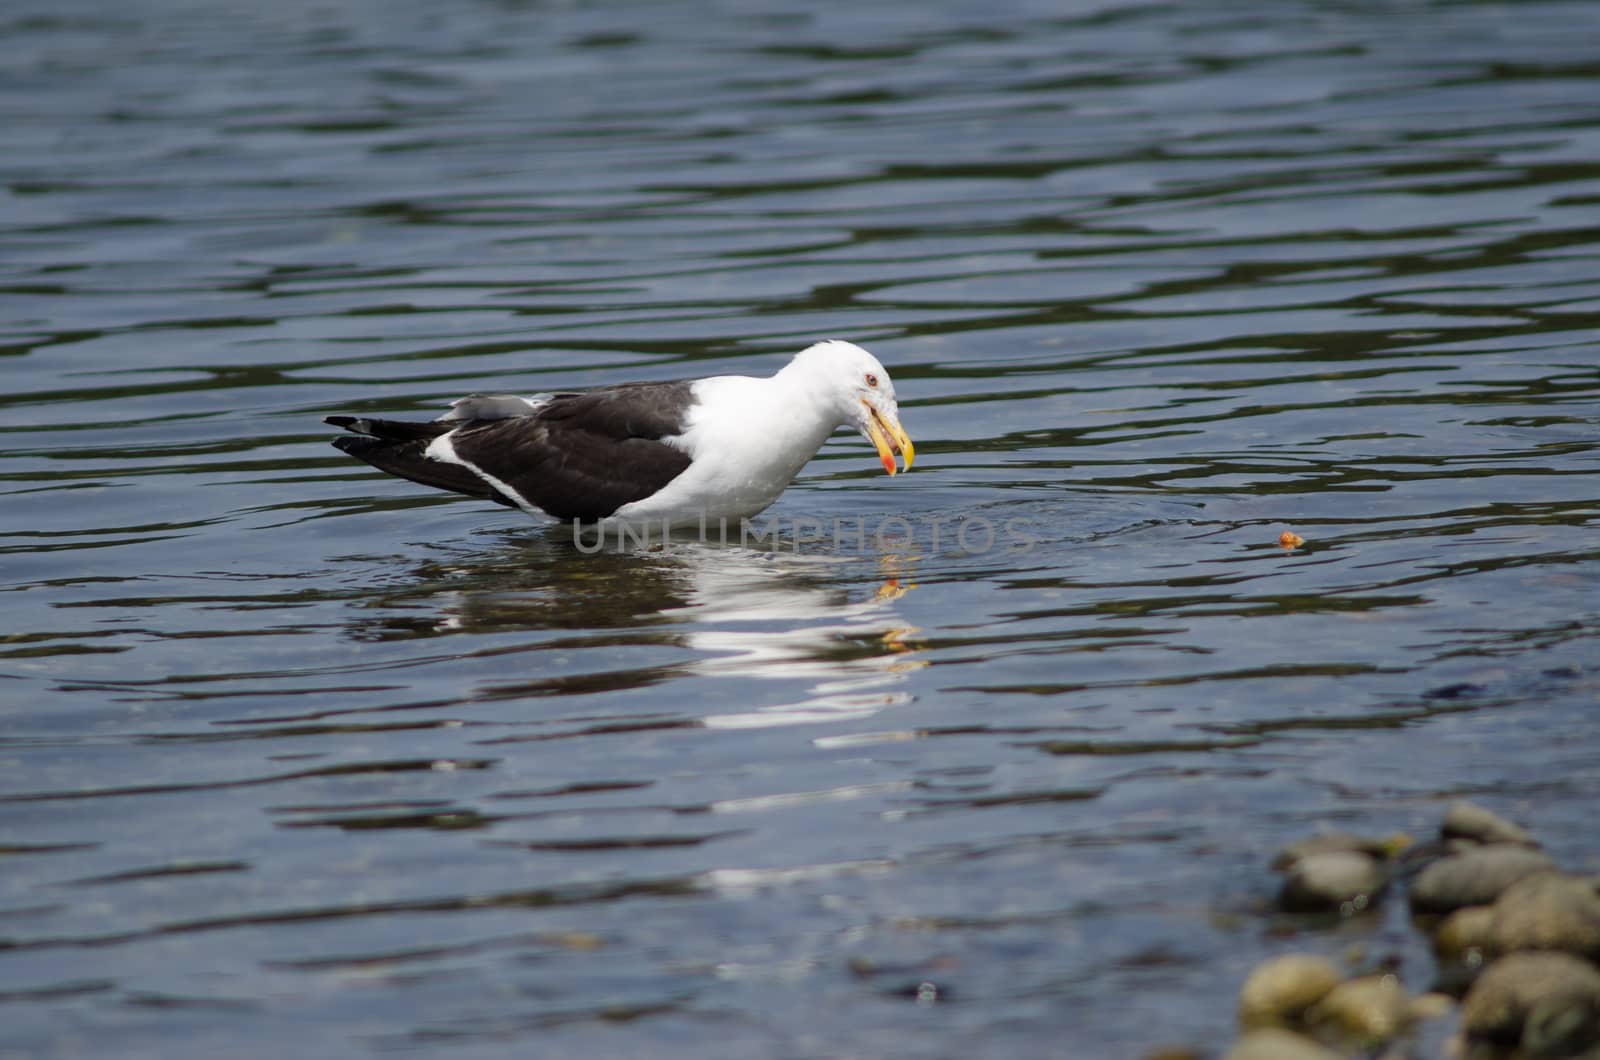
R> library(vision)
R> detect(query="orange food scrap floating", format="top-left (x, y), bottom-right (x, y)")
top-left (1279, 531), bottom-right (1305, 549)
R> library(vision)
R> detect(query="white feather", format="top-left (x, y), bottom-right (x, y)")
top-left (607, 340), bottom-right (902, 529)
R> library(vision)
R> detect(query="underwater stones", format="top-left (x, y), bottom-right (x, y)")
top-left (1442, 800), bottom-right (1539, 848)
top-left (1410, 844), bottom-right (1559, 914)
top-left (1238, 954), bottom-right (1343, 1030)
top-left (1270, 832), bottom-right (1397, 871)
top-left (1271, 832), bottom-right (1404, 915)
top-left (1278, 851), bottom-right (1388, 914)
top-left (1234, 956), bottom-right (1424, 1056)
top-left (1225, 803), bottom-right (1600, 1059)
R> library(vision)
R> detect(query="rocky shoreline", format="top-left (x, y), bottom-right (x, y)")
top-left (1158, 802), bottom-right (1600, 1059)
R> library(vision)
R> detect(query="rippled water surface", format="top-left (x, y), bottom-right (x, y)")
top-left (5, 1), bottom-right (1600, 1056)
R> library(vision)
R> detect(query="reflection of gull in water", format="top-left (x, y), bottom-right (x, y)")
top-left (366, 535), bottom-right (924, 732)
top-left (662, 545), bottom-right (924, 731)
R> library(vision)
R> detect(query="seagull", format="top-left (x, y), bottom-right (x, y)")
top-left (325, 340), bottom-right (915, 529)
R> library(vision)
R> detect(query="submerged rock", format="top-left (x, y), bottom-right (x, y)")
top-left (1271, 832), bottom-right (1397, 871)
top-left (1238, 954), bottom-right (1341, 1029)
top-left (1278, 851), bottom-right (1388, 914)
top-left (1441, 800), bottom-right (1538, 848)
top-left (1410, 844), bottom-right (1559, 914)
top-left (1460, 952), bottom-right (1600, 1057)
top-left (1234, 806), bottom-right (1600, 1059)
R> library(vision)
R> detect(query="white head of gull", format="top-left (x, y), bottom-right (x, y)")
top-left (325, 339), bottom-right (915, 530)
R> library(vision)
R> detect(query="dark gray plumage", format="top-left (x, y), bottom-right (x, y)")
top-left (326, 381), bottom-right (695, 523)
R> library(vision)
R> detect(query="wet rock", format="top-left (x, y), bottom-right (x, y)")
top-left (1408, 835), bottom-right (1487, 864)
top-left (1306, 973), bottom-right (1413, 1049)
top-left (1224, 1028), bottom-right (1345, 1060)
top-left (1238, 954), bottom-right (1341, 1029)
top-left (1410, 991), bottom-right (1457, 1022)
top-left (1460, 952), bottom-right (1600, 1057)
top-left (1279, 851), bottom-right (1388, 913)
top-left (1410, 844), bottom-right (1559, 914)
top-left (1436, 904), bottom-right (1497, 962)
top-left (1442, 800), bottom-right (1538, 848)
top-left (1488, 873), bottom-right (1600, 961)
top-left (1271, 832), bottom-right (1396, 871)
top-left (1397, 837), bottom-right (1483, 886)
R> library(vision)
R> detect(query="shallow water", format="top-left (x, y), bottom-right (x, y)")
top-left (4, 0), bottom-right (1600, 1056)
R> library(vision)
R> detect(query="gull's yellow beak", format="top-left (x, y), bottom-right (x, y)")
top-left (862, 401), bottom-right (915, 476)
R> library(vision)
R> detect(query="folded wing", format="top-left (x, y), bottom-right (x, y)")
top-left (327, 381), bottom-right (697, 523)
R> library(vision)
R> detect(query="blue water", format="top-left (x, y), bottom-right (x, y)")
top-left (4, 1), bottom-right (1599, 1056)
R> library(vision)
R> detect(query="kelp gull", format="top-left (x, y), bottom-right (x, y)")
top-left (325, 340), bottom-right (914, 528)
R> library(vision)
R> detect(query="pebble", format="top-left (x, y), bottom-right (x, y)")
top-left (1278, 851), bottom-right (1388, 914)
top-left (1410, 991), bottom-right (1457, 1021)
top-left (1459, 952), bottom-right (1600, 1057)
top-left (1409, 844), bottom-right (1559, 914)
top-left (1488, 872), bottom-right (1600, 962)
top-left (1441, 800), bottom-right (1538, 848)
top-left (1271, 832), bottom-right (1394, 871)
top-left (1306, 974), bottom-right (1412, 1049)
top-left (1224, 1028), bottom-right (1346, 1060)
top-left (1238, 954), bottom-right (1341, 1029)
top-left (1435, 904), bottom-right (1497, 962)
top-left (1230, 806), bottom-right (1600, 1059)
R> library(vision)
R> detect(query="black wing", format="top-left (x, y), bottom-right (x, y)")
top-left (327, 381), bottom-right (696, 522)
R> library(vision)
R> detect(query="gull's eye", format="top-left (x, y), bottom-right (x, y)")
top-left (865, 372), bottom-right (879, 388)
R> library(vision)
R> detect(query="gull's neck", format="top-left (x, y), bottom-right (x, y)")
top-left (771, 352), bottom-right (847, 430)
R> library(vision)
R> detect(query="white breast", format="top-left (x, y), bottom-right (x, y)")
top-left (607, 375), bottom-right (841, 529)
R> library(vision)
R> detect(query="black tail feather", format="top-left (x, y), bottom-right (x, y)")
top-left (327, 417), bottom-right (513, 507)
top-left (324, 415), bottom-right (452, 443)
